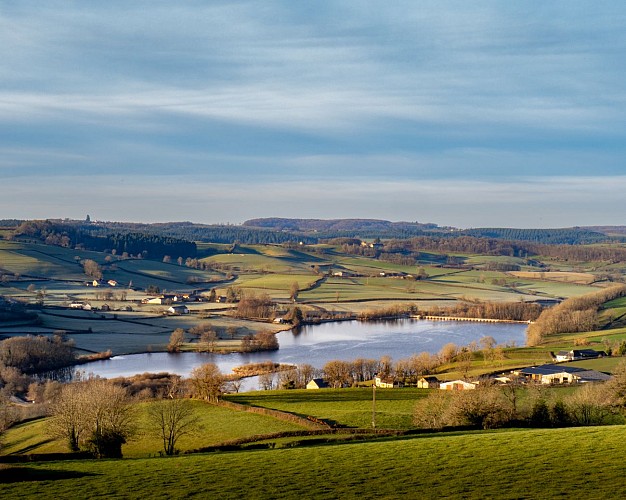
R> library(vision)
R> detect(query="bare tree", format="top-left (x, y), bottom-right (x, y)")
top-left (47, 383), bottom-right (89, 452)
top-left (83, 259), bottom-right (103, 280)
top-left (189, 363), bottom-right (224, 402)
top-left (48, 379), bottom-right (135, 458)
top-left (567, 384), bottom-right (611, 426)
top-left (147, 389), bottom-right (199, 456)
top-left (85, 380), bottom-right (136, 458)
top-left (447, 386), bottom-right (513, 430)
top-left (228, 379), bottom-right (243, 393)
top-left (413, 390), bottom-right (452, 430)
top-left (438, 343), bottom-right (458, 363)
top-left (290, 281), bottom-right (300, 302)
top-left (323, 360), bottom-right (353, 388)
top-left (259, 372), bottom-right (275, 390)
top-left (0, 393), bottom-right (17, 450)
top-left (168, 329), bottom-right (185, 352)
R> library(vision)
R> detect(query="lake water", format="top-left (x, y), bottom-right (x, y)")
top-left (80, 319), bottom-right (527, 383)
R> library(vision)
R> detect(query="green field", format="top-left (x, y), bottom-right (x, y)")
top-left (2, 425), bottom-right (626, 499)
top-left (1, 400), bottom-right (307, 458)
top-left (227, 388), bottom-right (430, 429)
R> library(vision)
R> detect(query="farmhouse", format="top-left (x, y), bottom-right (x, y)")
top-left (417, 376), bottom-right (440, 389)
top-left (306, 378), bottom-right (329, 389)
top-left (143, 294), bottom-right (182, 305)
top-left (440, 380), bottom-right (477, 391)
top-left (375, 376), bottom-right (401, 388)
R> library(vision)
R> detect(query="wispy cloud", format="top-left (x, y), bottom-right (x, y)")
top-left (1, 1), bottom-right (625, 225)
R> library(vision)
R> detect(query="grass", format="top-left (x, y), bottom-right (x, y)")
top-left (1, 400), bottom-right (308, 458)
top-left (226, 388), bottom-right (430, 429)
top-left (510, 271), bottom-right (597, 285)
top-left (2, 426), bottom-right (626, 498)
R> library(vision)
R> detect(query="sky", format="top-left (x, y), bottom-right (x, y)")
top-left (1, 1), bottom-right (625, 228)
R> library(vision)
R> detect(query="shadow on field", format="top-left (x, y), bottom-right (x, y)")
top-left (12, 438), bottom-right (55, 455)
top-left (0, 466), bottom-right (99, 483)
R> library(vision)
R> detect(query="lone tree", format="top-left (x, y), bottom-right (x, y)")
top-left (83, 259), bottom-right (103, 280)
top-left (167, 329), bottom-right (185, 352)
top-left (290, 281), bottom-right (300, 302)
top-left (147, 383), bottom-right (199, 456)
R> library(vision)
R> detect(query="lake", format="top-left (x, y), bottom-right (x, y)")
top-left (80, 319), bottom-right (527, 382)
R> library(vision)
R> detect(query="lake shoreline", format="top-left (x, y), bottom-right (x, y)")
top-left (77, 319), bottom-right (528, 380)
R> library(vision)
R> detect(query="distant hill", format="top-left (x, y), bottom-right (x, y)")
top-left (583, 226), bottom-right (626, 237)
top-left (243, 218), bottom-right (612, 245)
top-left (243, 218), bottom-right (441, 239)
top-left (459, 227), bottom-right (609, 245)
top-left (3, 218), bottom-right (621, 247)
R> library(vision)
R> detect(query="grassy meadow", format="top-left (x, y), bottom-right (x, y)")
top-left (1, 400), bottom-right (308, 458)
top-left (2, 425), bottom-right (626, 499)
top-left (227, 388), bottom-right (430, 429)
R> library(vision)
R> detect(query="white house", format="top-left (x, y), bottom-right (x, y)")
top-left (375, 376), bottom-right (399, 388)
top-left (417, 376), bottom-right (440, 389)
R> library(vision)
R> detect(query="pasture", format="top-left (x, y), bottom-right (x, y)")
top-left (2, 425), bottom-right (626, 499)
top-left (228, 388), bottom-right (429, 429)
top-left (1, 400), bottom-right (307, 459)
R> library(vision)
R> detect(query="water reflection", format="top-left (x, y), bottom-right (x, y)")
top-left (81, 319), bottom-right (527, 381)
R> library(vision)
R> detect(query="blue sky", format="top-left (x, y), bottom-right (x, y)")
top-left (1, 1), bottom-right (625, 227)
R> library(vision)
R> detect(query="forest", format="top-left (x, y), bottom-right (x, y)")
top-left (10, 220), bottom-right (197, 259)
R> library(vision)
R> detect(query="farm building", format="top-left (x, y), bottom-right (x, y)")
top-left (417, 376), bottom-right (440, 389)
top-left (144, 297), bottom-right (165, 305)
top-left (440, 380), bottom-right (477, 391)
top-left (553, 349), bottom-right (606, 363)
top-left (514, 364), bottom-right (611, 385)
top-left (306, 378), bottom-right (329, 389)
top-left (167, 305), bottom-right (189, 315)
top-left (375, 376), bottom-right (402, 388)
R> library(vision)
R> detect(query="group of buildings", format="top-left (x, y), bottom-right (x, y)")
top-left (307, 349), bottom-right (612, 390)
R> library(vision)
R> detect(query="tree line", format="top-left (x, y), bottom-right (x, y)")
top-left (0, 334), bottom-right (76, 376)
top-left (338, 235), bottom-right (626, 267)
top-left (356, 301), bottom-right (542, 323)
top-left (526, 285), bottom-right (626, 346)
top-left (10, 220), bottom-right (197, 259)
